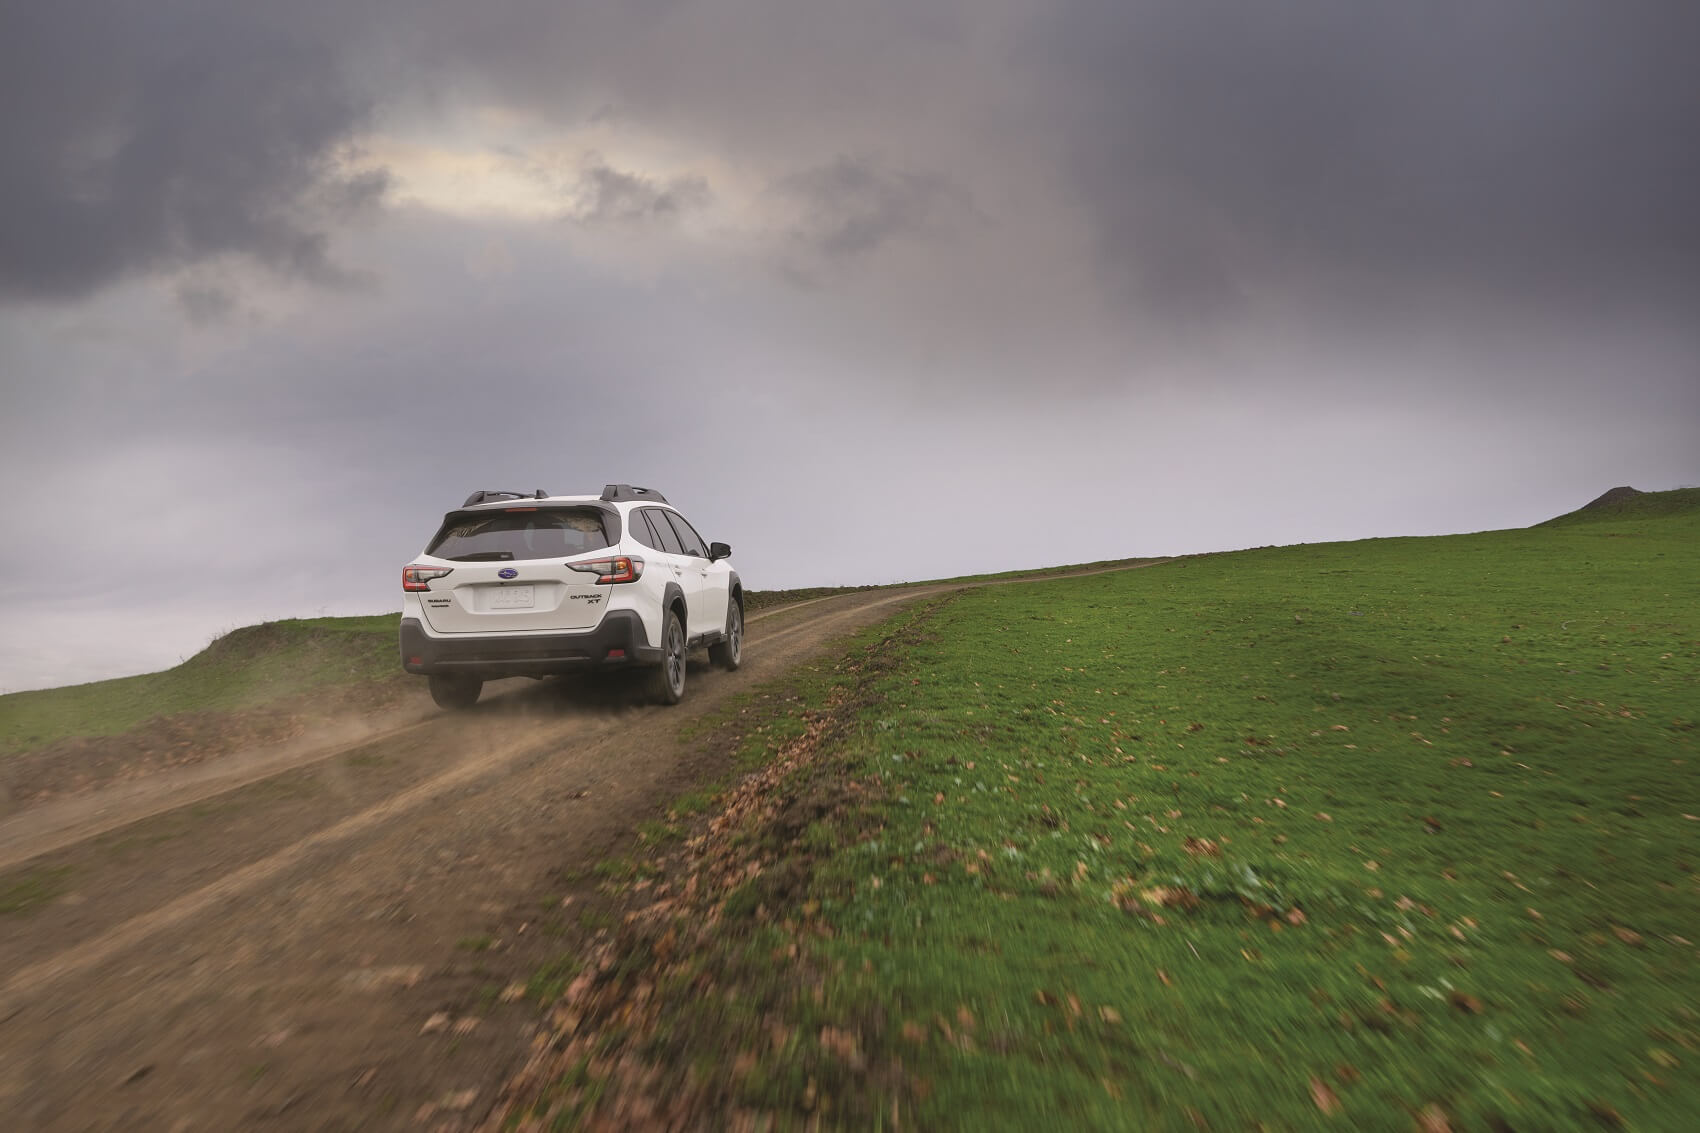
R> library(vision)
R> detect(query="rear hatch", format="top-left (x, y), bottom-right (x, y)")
top-left (414, 505), bottom-right (620, 634)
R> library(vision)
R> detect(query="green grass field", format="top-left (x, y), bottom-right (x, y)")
top-left (532, 492), bottom-right (1699, 1130)
top-left (0, 615), bottom-right (403, 756)
top-left (809, 506), bottom-right (1697, 1129)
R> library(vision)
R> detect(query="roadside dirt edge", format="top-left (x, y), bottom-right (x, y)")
top-left (478, 597), bottom-right (948, 1130)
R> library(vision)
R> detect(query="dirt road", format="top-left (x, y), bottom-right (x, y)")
top-left (0, 562), bottom-right (1166, 1130)
top-left (0, 588), bottom-right (963, 1131)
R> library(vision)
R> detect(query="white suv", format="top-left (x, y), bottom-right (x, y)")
top-left (400, 485), bottom-right (742, 709)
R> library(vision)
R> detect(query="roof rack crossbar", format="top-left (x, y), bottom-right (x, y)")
top-left (463, 489), bottom-right (550, 507)
top-left (599, 484), bottom-right (668, 504)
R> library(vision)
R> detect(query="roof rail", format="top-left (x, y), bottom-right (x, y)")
top-left (463, 489), bottom-right (549, 507)
top-left (600, 484), bottom-right (668, 504)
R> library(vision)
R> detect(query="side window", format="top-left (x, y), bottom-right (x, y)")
top-left (643, 508), bottom-right (685, 555)
top-left (629, 509), bottom-right (662, 551)
top-left (663, 511), bottom-right (708, 558)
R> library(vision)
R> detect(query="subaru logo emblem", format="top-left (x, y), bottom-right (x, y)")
top-left (498, 567), bottom-right (518, 580)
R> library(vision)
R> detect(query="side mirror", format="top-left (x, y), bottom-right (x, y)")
top-left (709, 541), bottom-right (732, 562)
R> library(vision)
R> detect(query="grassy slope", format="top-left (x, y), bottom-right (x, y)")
top-left (805, 510), bottom-right (1698, 1129)
top-left (1536, 486), bottom-right (1700, 527)
top-left (928, 555), bottom-right (1165, 586)
top-left (536, 500), bottom-right (1699, 1129)
top-left (0, 615), bottom-right (403, 756)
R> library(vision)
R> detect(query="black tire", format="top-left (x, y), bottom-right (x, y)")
top-left (709, 597), bottom-right (743, 671)
top-left (648, 608), bottom-right (687, 705)
top-left (427, 674), bottom-right (482, 710)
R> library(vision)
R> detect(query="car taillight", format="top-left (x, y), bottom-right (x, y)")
top-left (565, 556), bottom-right (644, 584)
top-left (402, 565), bottom-right (454, 591)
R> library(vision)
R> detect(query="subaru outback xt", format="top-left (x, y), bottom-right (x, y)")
top-left (400, 484), bottom-right (742, 709)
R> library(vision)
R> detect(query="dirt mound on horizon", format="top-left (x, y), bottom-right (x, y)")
top-left (1579, 485), bottom-right (1642, 511)
top-left (1536, 485), bottom-right (1700, 527)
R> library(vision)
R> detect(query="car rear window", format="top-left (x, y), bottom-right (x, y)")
top-left (426, 508), bottom-right (618, 561)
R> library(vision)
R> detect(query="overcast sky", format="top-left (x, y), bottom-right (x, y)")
top-left (3, 0), bottom-right (1697, 693)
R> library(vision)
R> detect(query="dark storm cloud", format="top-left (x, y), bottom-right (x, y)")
top-left (11, 0), bottom-right (1695, 328)
top-left (174, 278), bottom-right (238, 324)
top-left (562, 155), bottom-right (712, 226)
top-left (1032, 1), bottom-right (1700, 322)
top-left (775, 155), bottom-right (974, 260)
top-left (0, 0), bottom-right (385, 302)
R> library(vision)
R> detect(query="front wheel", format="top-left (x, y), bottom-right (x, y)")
top-left (648, 608), bottom-right (687, 705)
top-left (709, 598), bottom-right (743, 670)
top-left (427, 674), bottom-right (482, 710)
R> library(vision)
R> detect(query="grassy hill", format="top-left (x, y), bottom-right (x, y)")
top-left (522, 497), bottom-right (1700, 1130)
top-left (0, 615), bottom-right (403, 757)
top-left (1536, 484), bottom-right (1700, 526)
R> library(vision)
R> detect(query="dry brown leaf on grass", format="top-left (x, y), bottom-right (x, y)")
top-left (1140, 885), bottom-right (1198, 909)
top-left (1309, 1076), bottom-right (1341, 1115)
top-left (1417, 1102), bottom-right (1452, 1132)
top-left (818, 1025), bottom-right (863, 1068)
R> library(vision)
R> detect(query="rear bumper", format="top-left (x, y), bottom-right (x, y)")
top-left (400, 611), bottom-right (661, 678)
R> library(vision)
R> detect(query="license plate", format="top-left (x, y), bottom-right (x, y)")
top-left (488, 585), bottom-right (534, 609)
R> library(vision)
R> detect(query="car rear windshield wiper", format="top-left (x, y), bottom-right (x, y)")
top-left (447, 551), bottom-right (515, 561)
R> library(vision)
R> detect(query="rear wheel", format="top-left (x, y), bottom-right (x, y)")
top-left (427, 674), bottom-right (483, 710)
top-left (649, 608), bottom-right (687, 705)
top-left (709, 598), bottom-right (742, 670)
